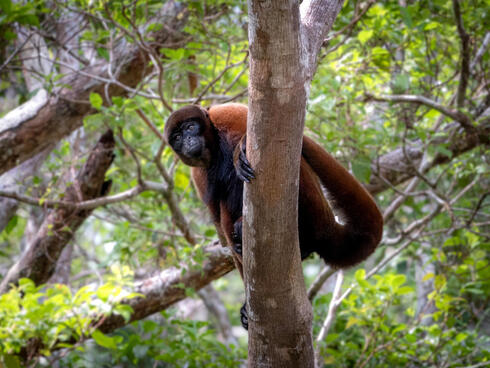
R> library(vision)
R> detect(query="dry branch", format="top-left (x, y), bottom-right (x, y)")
top-left (0, 130), bottom-right (115, 293)
top-left (98, 245), bottom-right (234, 333)
top-left (366, 120), bottom-right (489, 195)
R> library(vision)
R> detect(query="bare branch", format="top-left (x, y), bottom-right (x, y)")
top-left (307, 266), bottom-right (336, 301)
top-left (452, 0), bottom-right (470, 108)
top-left (383, 177), bottom-right (420, 222)
top-left (471, 32), bottom-right (490, 71)
top-left (315, 269), bottom-right (344, 368)
top-left (192, 53), bottom-right (248, 104)
top-left (365, 92), bottom-right (473, 129)
top-left (0, 181), bottom-right (166, 211)
top-left (366, 120), bottom-right (489, 195)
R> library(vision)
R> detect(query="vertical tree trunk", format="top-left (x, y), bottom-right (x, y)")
top-left (245, 1), bottom-right (314, 366)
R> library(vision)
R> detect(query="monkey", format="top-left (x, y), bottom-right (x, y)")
top-left (164, 103), bottom-right (383, 329)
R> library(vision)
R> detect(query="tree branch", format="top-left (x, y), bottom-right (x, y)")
top-left (300, 0), bottom-right (346, 82)
top-left (0, 1), bottom-right (188, 177)
top-left (452, 0), bottom-right (470, 109)
top-left (471, 32), bottom-right (490, 71)
top-left (0, 130), bottom-right (115, 293)
top-left (366, 119), bottom-right (489, 195)
top-left (19, 244), bottom-right (235, 361)
top-left (314, 269), bottom-right (344, 368)
top-left (0, 181), bottom-right (167, 211)
top-left (98, 245), bottom-right (235, 333)
top-left (308, 266), bottom-right (335, 301)
top-left (365, 92), bottom-right (473, 129)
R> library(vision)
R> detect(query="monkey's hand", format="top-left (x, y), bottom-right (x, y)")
top-left (233, 136), bottom-right (255, 182)
top-left (240, 302), bottom-right (249, 330)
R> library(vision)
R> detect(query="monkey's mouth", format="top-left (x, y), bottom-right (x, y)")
top-left (183, 144), bottom-right (202, 158)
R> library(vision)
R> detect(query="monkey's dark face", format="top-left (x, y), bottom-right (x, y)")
top-left (168, 119), bottom-right (211, 167)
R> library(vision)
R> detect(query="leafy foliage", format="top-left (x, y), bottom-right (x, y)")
top-left (0, 266), bottom-right (139, 362)
top-left (0, 0), bottom-right (488, 366)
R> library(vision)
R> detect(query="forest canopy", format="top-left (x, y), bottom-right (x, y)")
top-left (0, 0), bottom-right (488, 367)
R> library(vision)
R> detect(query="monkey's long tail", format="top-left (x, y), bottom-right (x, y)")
top-left (302, 136), bottom-right (383, 268)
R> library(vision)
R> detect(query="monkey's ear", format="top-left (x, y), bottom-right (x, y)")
top-left (202, 105), bottom-right (211, 119)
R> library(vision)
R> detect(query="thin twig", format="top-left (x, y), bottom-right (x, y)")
top-left (308, 266), bottom-right (336, 301)
top-left (452, 0), bottom-right (470, 109)
top-left (365, 92), bottom-right (474, 133)
top-left (0, 181), bottom-right (166, 210)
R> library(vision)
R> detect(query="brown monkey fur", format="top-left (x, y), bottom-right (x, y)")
top-left (165, 103), bottom-right (383, 327)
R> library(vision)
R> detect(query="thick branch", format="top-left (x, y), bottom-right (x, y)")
top-left (300, 0), bottom-right (345, 81)
top-left (366, 117), bottom-right (489, 195)
top-left (0, 1), bottom-right (188, 177)
top-left (0, 131), bottom-right (115, 293)
top-left (98, 245), bottom-right (234, 333)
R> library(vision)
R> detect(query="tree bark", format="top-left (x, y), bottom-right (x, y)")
top-left (245, 1), bottom-right (343, 367)
top-left (0, 131), bottom-right (115, 293)
top-left (99, 246), bottom-right (235, 333)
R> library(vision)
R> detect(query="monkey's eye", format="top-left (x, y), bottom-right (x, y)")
top-left (186, 124), bottom-right (198, 133)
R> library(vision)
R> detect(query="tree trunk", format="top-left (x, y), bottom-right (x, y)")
top-left (245, 1), bottom-right (312, 366)
top-left (244, 1), bottom-right (345, 366)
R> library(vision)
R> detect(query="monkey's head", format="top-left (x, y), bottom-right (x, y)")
top-left (165, 105), bottom-right (216, 167)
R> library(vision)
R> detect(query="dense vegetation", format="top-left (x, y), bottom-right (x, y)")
top-left (0, 0), bottom-right (488, 366)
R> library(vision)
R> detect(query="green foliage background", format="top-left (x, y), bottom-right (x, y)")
top-left (0, 0), bottom-right (488, 367)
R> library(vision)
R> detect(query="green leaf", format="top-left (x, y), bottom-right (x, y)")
top-left (0, 0), bottom-right (12, 13)
top-left (358, 30), bottom-right (373, 45)
top-left (89, 92), bottom-right (103, 109)
top-left (114, 304), bottom-right (134, 322)
top-left (392, 74), bottom-right (410, 94)
top-left (346, 317), bottom-right (360, 328)
top-left (455, 332), bottom-right (467, 343)
top-left (352, 160), bottom-right (371, 183)
top-left (424, 21), bottom-right (439, 31)
top-left (354, 269), bottom-right (366, 282)
top-left (92, 330), bottom-right (118, 350)
top-left (5, 215), bottom-right (18, 234)
top-left (399, 6), bottom-right (413, 28)
top-left (175, 171), bottom-right (190, 190)
top-left (391, 274), bottom-right (406, 288)
top-left (16, 14), bottom-right (40, 27)
top-left (96, 47), bottom-right (109, 61)
top-left (3, 354), bottom-right (21, 368)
